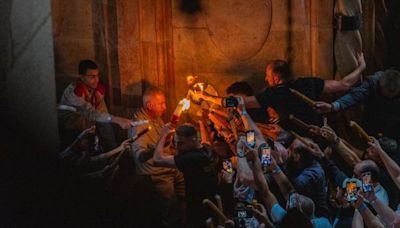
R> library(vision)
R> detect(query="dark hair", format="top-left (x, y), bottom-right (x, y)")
top-left (226, 81), bottom-right (254, 96)
top-left (277, 130), bottom-right (294, 148)
top-left (380, 69), bottom-right (400, 94)
top-left (280, 208), bottom-right (313, 228)
top-left (359, 160), bottom-right (380, 182)
top-left (176, 123), bottom-right (197, 138)
top-left (292, 141), bottom-right (316, 166)
top-left (78, 60), bottom-right (98, 75)
top-left (267, 60), bottom-right (292, 83)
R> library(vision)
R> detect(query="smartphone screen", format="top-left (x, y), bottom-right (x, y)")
top-left (246, 130), bottom-right (256, 148)
top-left (260, 146), bottom-right (272, 167)
top-left (362, 172), bottom-right (373, 192)
top-left (346, 181), bottom-right (358, 202)
top-left (223, 159), bottom-right (233, 173)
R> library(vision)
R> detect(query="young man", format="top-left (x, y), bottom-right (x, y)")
top-left (154, 123), bottom-right (218, 227)
top-left (58, 60), bottom-right (132, 150)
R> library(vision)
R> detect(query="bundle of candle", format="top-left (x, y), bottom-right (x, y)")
top-left (171, 98), bottom-right (191, 124)
top-left (289, 88), bottom-right (316, 106)
top-left (349, 121), bottom-right (372, 142)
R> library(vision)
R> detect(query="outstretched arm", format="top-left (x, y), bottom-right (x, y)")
top-left (323, 52), bottom-right (366, 94)
top-left (247, 148), bottom-right (279, 214)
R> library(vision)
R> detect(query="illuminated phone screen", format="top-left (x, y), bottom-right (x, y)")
top-left (246, 130), bottom-right (255, 148)
top-left (346, 181), bottom-right (358, 201)
top-left (261, 147), bottom-right (271, 167)
top-left (362, 172), bottom-right (372, 192)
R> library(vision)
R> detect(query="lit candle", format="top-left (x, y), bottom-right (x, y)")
top-left (171, 98), bottom-right (190, 124)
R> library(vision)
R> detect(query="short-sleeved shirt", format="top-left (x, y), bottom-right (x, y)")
top-left (174, 146), bottom-right (218, 226)
top-left (255, 77), bottom-right (325, 131)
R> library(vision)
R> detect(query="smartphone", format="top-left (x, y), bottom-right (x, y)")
top-left (223, 96), bottom-right (239, 108)
top-left (246, 130), bottom-right (256, 148)
top-left (233, 204), bottom-right (254, 228)
top-left (260, 145), bottom-right (272, 167)
top-left (223, 159), bottom-right (233, 173)
top-left (362, 172), bottom-right (373, 193)
top-left (345, 181), bottom-right (358, 202)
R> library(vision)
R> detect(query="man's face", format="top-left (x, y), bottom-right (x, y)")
top-left (265, 65), bottom-right (282, 87)
top-left (174, 135), bottom-right (197, 152)
top-left (147, 93), bottom-right (167, 117)
top-left (81, 68), bottom-right (100, 90)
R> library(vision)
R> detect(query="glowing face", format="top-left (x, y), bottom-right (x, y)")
top-left (81, 68), bottom-right (100, 89)
top-left (265, 64), bottom-right (283, 87)
top-left (147, 93), bottom-right (167, 117)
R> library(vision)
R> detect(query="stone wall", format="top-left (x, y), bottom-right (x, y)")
top-left (51, 0), bottom-right (97, 101)
top-left (51, 0), bottom-right (335, 117)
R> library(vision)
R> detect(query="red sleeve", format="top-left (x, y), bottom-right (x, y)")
top-left (74, 82), bottom-right (86, 97)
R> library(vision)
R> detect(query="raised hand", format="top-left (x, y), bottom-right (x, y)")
top-left (161, 123), bottom-right (175, 137)
top-left (320, 126), bottom-right (339, 144)
top-left (367, 137), bottom-right (384, 155)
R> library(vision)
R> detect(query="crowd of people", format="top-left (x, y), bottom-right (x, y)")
top-left (57, 56), bottom-right (400, 227)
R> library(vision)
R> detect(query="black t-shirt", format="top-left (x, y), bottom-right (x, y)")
top-left (255, 77), bottom-right (325, 131)
top-left (174, 145), bottom-right (218, 226)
